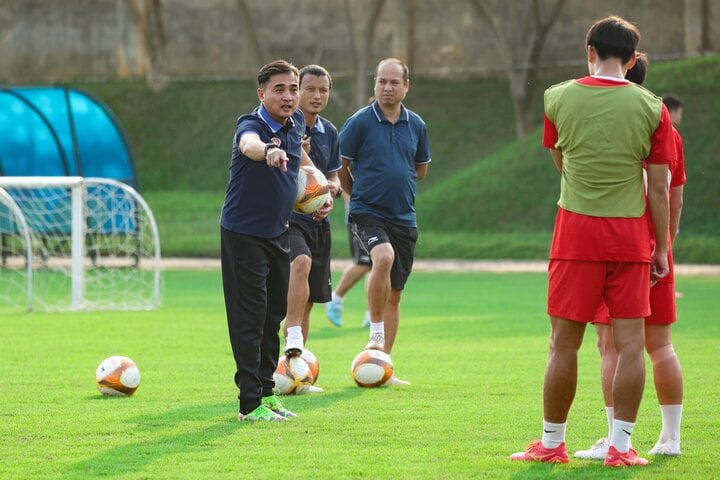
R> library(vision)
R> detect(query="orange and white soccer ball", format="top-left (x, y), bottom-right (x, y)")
top-left (301, 349), bottom-right (320, 384)
top-left (295, 165), bottom-right (331, 214)
top-left (96, 355), bottom-right (141, 397)
top-left (273, 355), bottom-right (315, 395)
top-left (351, 349), bottom-right (394, 388)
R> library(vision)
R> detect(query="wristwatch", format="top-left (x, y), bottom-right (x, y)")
top-left (264, 142), bottom-right (279, 158)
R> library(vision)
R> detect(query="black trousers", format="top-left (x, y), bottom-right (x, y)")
top-left (220, 227), bottom-right (289, 414)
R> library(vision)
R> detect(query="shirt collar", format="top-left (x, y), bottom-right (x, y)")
top-left (299, 109), bottom-right (325, 134)
top-left (258, 103), bottom-right (295, 133)
top-left (371, 100), bottom-right (408, 123)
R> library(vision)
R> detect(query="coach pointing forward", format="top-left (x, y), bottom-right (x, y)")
top-left (339, 58), bottom-right (431, 385)
top-left (220, 60), bottom-right (328, 422)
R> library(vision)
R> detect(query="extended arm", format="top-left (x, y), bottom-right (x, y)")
top-left (338, 157), bottom-right (354, 196)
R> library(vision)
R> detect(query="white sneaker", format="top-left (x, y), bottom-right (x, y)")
top-left (574, 437), bottom-right (609, 460)
top-left (648, 439), bottom-right (681, 456)
top-left (384, 375), bottom-right (410, 386)
top-left (362, 310), bottom-right (371, 328)
top-left (365, 332), bottom-right (385, 351)
top-left (295, 384), bottom-right (324, 395)
top-left (283, 336), bottom-right (303, 357)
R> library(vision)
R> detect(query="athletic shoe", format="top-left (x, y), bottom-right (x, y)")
top-left (510, 440), bottom-right (569, 463)
top-left (283, 336), bottom-right (303, 357)
top-left (384, 375), bottom-right (410, 386)
top-left (648, 440), bottom-right (681, 456)
top-left (238, 404), bottom-right (286, 422)
top-left (365, 332), bottom-right (385, 351)
top-left (296, 384), bottom-right (324, 394)
top-left (362, 310), bottom-right (371, 328)
top-left (604, 446), bottom-right (649, 467)
top-left (574, 437), bottom-right (609, 460)
top-left (262, 394), bottom-right (297, 418)
top-left (325, 300), bottom-right (343, 327)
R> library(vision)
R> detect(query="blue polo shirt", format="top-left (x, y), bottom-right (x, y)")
top-left (220, 104), bottom-right (305, 238)
top-left (339, 101), bottom-right (431, 227)
top-left (291, 113), bottom-right (342, 224)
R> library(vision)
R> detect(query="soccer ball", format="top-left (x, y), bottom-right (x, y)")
top-left (96, 355), bottom-right (141, 397)
top-left (301, 349), bottom-right (320, 384)
top-left (351, 349), bottom-right (394, 388)
top-left (273, 355), bottom-right (315, 395)
top-left (295, 165), bottom-right (331, 214)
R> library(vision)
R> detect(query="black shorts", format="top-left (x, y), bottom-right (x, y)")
top-left (348, 224), bottom-right (371, 266)
top-left (288, 219), bottom-right (332, 303)
top-left (350, 213), bottom-right (418, 290)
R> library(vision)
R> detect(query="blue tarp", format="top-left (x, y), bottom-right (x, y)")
top-left (0, 86), bottom-right (138, 189)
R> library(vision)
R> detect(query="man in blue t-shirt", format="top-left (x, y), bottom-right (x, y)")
top-left (282, 65), bottom-right (341, 370)
top-left (339, 57), bottom-right (431, 385)
top-left (220, 60), bottom-right (328, 422)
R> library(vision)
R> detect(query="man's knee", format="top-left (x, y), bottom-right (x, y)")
top-left (370, 244), bottom-right (394, 271)
top-left (291, 255), bottom-right (312, 276)
top-left (648, 344), bottom-right (677, 366)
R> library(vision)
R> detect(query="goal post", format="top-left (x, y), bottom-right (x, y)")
top-left (0, 176), bottom-right (161, 311)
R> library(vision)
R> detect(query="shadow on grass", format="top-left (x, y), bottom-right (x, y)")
top-left (509, 457), bottom-right (656, 479)
top-left (68, 386), bottom-right (365, 478)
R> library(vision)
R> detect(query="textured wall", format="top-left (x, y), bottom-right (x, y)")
top-left (0, 0), bottom-right (717, 82)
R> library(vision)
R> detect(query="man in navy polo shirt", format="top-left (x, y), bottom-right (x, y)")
top-left (338, 57), bottom-right (431, 385)
top-left (220, 60), bottom-right (328, 421)
top-left (282, 65), bottom-right (341, 371)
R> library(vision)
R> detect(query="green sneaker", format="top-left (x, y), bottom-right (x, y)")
top-left (238, 404), bottom-right (286, 422)
top-left (262, 394), bottom-right (297, 418)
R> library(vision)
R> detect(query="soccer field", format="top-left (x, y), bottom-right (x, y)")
top-left (1, 270), bottom-right (718, 479)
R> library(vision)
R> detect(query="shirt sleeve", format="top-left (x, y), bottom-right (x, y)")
top-left (542, 114), bottom-right (558, 149)
top-left (646, 104), bottom-right (674, 165)
top-left (327, 127), bottom-right (343, 173)
top-left (339, 116), bottom-right (360, 160)
top-left (415, 122), bottom-right (431, 164)
top-left (670, 129), bottom-right (687, 187)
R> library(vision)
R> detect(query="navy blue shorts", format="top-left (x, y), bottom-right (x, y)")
top-left (350, 214), bottom-right (417, 290)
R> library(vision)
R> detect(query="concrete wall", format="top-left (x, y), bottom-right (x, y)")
top-left (0, 0), bottom-right (718, 83)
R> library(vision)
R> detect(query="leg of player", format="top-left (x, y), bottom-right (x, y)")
top-left (284, 254), bottom-right (312, 356)
top-left (382, 288), bottom-right (410, 386)
top-left (511, 316), bottom-right (584, 463)
top-left (364, 243), bottom-right (394, 351)
top-left (575, 323), bottom-right (617, 460)
top-left (646, 323), bottom-right (683, 456)
top-left (605, 317), bottom-right (648, 467)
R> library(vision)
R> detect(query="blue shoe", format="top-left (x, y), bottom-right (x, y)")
top-left (362, 310), bottom-right (371, 328)
top-left (325, 300), bottom-right (343, 327)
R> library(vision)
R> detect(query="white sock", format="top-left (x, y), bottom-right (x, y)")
top-left (605, 406), bottom-right (614, 439)
top-left (331, 292), bottom-right (343, 304)
top-left (369, 321), bottom-right (384, 335)
top-left (286, 326), bottom-right (303, 340)
top-left (610, 419), bottom-right (635, 453)
top-left (659, 404), bottom-right (683, 443)
top-left (541, 420), bottom-right (566, 449)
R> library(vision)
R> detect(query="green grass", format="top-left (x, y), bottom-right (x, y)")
top-left (1, 270), bottom-right (718, 479)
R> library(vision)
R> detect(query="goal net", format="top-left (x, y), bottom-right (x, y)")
top-left (0, 177), bottom-right (161, 311)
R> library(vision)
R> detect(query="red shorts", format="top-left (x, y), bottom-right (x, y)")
top-left (593, 282), bottom-right (677, 325)
top-left (548, 260), bottom-right (651, 322)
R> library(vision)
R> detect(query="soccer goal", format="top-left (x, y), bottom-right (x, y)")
top-left (0, 176), bottom-right (161, 312)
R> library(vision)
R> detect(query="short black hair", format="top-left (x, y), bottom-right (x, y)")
top-left (662, 94), bottom-right (684, 112)
top-left (299, 64), bottom-right (333, 89)
top-left (586, 16), bottom-right (640, 64)
top-left (257, 60), bottom-right (299, 88)
top-left (625, 52), bottom-right (648, 85)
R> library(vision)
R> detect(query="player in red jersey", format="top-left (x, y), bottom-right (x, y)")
top-left (511, 16), bottom-right (674, 467)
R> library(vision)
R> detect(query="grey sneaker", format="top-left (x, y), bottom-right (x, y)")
top-left (365, 332), bottom-right (385, 351)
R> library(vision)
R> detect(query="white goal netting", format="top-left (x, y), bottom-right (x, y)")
top-left (0, 177), bottom-right (161, 312)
